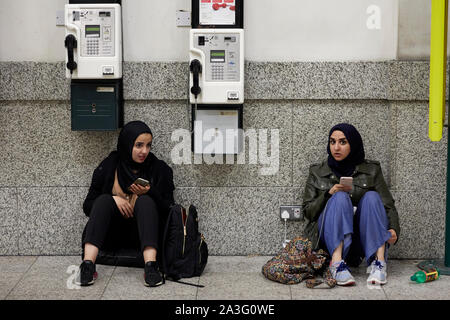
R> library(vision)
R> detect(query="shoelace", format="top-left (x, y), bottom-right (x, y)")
top-left (373, 260), bottom-right (384, 270)
top-left (336, 261), bottom-right (350, 273)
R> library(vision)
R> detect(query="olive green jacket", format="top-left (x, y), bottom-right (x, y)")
top-left (302, 159), bottom-right (400, 249)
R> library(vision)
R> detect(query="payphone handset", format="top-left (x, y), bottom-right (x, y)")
top-left (189, 29), bottom-right (244, 104)
top-left (65, 3), bottom-right (122, 79)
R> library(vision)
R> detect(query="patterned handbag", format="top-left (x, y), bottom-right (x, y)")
top-left (261, 236), bottom-right (336, 288)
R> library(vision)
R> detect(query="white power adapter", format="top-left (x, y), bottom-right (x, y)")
top-left (281, 210), bottom-right (290, 248)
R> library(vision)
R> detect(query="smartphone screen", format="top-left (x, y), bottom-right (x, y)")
top-left (340, 177), bottom-right (353, 187)
top-left (134, 178), bottom-right (149, 187)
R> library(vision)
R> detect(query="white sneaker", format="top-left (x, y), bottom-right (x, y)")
top-left (367, 260), bottom-right (387, 285)
top-left (330, 260), bottom-right (356, 286)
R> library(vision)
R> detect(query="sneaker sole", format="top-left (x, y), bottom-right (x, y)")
top-left (367, 278), bottom-right (387, 285)
top-left (144, 280), bottom-right (164, 287)
top-left (337, 279), bottom-right (356, 286)
top-left (75, 272), bottom-right (98, 286)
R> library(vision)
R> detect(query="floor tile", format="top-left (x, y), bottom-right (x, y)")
top-left (197, 256), bottom-right (291, 300)
top-left (0, 256), bottom-right (37, 299)
top-left (5, 256), bottom-right (114, 300)
top-left (101, 266), bottom-right (198, 300)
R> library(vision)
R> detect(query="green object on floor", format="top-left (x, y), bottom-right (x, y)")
top-left (411, 269), bottom-right (440, 283)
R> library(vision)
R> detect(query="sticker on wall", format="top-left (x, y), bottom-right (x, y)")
top-left (200, 0), bottom-right (236, 26)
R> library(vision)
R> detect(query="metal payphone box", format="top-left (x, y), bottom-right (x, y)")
top-left (64, 2), bottom-right (123, 131)
top-left (189, 29), bottom-right (244, 105)
top-left (65, 3), bottom-right (122, 79)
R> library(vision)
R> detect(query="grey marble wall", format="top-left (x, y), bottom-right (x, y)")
top-left (0, 61), bottom-right (447, 259)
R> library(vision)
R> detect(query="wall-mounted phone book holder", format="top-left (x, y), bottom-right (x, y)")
top-left (191, 105), bottom-right (243, 155)
top-left (71, 79), bottom-right (123, 131)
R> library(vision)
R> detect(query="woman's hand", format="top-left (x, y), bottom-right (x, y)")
top-left (129, 183), bottom-right (150, 196)
top-left (328, 184), bottom-right (352, 195)
top-left (387, 229), bottom-right (397, 244)
top-left (113, 196), bottom-right (134, 219)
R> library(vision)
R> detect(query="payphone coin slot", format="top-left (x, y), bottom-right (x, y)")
top-left (103, 26), bottom-right (111, 42)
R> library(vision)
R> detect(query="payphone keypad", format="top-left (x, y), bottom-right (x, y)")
top-left (194, 33), bottom-right (240, 82)
top-left (212, 65), bottom-right (224, 80)
top-left (87, 39), bottom-right (99, 55)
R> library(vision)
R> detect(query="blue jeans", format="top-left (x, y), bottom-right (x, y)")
top-left (317, 191), bottom-right (391, 266)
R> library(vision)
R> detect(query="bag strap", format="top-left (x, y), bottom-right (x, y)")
top-left (161, 204), bottom-right (179, 274)
top-left (163, 275), bottom-right (205, 288)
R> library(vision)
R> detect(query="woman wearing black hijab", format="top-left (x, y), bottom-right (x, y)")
top-left (76, 121), bottom-right (175, 287)
top-left (302, 123), bottom-right (400, 286)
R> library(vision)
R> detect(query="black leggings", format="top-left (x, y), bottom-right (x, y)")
top-left (82, 194), bottom-right (160, 252)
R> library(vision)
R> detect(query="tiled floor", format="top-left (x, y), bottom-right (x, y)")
top-left (1, 256), bottom-right (449, 300)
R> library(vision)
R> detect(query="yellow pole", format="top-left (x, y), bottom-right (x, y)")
top-left (429, 0), bottom-right (448, 142)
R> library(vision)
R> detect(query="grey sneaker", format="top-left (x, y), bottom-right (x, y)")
top-left (367, 260), bottom-right (387, 285)
top-left (330, 260), bottom-right (356, 286)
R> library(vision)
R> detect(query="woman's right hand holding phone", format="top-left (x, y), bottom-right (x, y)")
top-left (113, 196), bottom-right (133, 218)
top-left (329, 184), bottom-right (352, 195)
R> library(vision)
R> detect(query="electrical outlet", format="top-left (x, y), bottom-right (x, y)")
top-left (279, 205), bottom-right (303, 221)
top-left (176, 10), bottom-right (191, 27)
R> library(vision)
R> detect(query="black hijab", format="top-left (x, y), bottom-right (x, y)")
top-left (116, 121), bottom-right (153, 194)
top-left (327, 123), bottom-right (365, 178)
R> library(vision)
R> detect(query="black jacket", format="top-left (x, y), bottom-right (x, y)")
top-left (83, 151), bottom-right (175, 217)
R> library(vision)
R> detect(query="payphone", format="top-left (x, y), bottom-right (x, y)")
top-left (64, 0), bottom-right (123, 131)
top-left (190, 0), bottom-right (244, 155)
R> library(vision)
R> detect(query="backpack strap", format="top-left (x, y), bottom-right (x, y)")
top-left (165, 277), bottom-right (205, 288)
top-left (161, 204), bottom-right (178, 275)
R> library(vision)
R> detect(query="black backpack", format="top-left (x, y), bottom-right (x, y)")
top-left (161, 204), bottom-right (208, 286)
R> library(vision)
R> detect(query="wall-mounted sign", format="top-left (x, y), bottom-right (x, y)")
top-left (192, 0), bottom-right (243, 29)
top-left (200, 0), bottom-right (236, 25)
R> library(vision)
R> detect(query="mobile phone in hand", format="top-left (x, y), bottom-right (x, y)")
top-left (133, 178), bottom-right (150, 187)
top-left (339, 177), bottom-right (353, 190)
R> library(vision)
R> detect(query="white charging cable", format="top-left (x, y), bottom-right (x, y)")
top-left (281, 210), bottom-right (290, 248)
